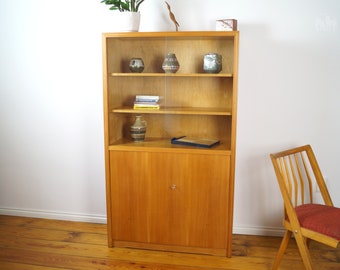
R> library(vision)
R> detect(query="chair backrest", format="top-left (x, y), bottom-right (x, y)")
top-left (270, 145), bottom-right (333, 220)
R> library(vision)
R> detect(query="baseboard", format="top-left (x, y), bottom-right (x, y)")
top-left (0, 207), bottom-right (285, 236)
top-left (233, 225), bottom-right (285, 237)
top-left (0, 207), bottom-right (107, 224)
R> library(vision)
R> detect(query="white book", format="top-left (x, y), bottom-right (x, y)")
top-left (136, 95), bottom-right (159, 101)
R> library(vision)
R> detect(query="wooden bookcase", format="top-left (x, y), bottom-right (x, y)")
top-left (102, 31), bottom-right (239, 257)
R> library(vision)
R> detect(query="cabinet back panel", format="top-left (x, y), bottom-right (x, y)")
top-left (109, 114), bottom-right (231, 145)
top-left (108, 77), bottom-right (232, 110)
top-left (106, 38), bottom-right (234, 74)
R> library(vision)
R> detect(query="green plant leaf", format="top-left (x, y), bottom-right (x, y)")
top-left (101, 0), bottom-right (145, 12)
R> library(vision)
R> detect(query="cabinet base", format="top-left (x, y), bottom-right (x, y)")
top-left (112, 240), bottom-right (229, 257)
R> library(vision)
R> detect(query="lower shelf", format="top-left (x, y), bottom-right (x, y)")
top-left (108, 138), bottom-right (231, 155)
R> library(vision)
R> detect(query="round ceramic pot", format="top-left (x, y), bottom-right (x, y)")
top-left (114, 12), bottom-right (141, 32)
top-left (203, 53), bottom-right (222, 73)
top-left (129, 58), bottom-right (144, 73)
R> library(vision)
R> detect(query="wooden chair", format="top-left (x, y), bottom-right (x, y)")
top-left (270, 144), bottom-right (340, 270)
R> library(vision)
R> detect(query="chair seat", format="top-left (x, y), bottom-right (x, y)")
top-left (295, 204), bottom-right (340, 241)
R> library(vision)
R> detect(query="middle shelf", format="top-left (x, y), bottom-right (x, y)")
top-left (112, 106), bottom-right (232, 115)
top-left (110, 73), bottom-right (233, 77)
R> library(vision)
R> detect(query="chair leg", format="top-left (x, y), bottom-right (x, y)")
top-left (294, 233), bottom-right (313, 270)
top-left (272, 230), bottom-right (292, 270)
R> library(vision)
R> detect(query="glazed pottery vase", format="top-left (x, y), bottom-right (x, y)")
top-left (130, 115), bottom-right (147, 141)
top-left (129, 58), bottom-right (144, 73)
top-left (203, 53), bottom-right (222, 73)
top-left (162, 53), bottom-right (180, 73)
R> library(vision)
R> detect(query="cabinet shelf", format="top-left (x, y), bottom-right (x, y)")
top-left (112, 106), bottom-right (232, 115)
top-left (110, 73), bottom-right (233, 78)
top-left (108, 138), bottom-right (231, 155)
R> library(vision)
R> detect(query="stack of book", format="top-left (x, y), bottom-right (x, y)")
top-left (133, 95), bottom-right (160, 110)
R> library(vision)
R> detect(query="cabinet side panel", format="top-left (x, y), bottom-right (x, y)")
top-left (103, 35), bottom-right (113, 247)
top-left (226, 32), bottom-right (239, 257)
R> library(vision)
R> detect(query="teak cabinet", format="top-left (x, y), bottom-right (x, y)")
top-left (102, 31), bottom-right (239, 257)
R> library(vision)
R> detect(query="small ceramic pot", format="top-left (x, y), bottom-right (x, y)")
top-left (129, 58), bottom-right (144, 73)
top-left (203, 53), bottom-right (222, 73)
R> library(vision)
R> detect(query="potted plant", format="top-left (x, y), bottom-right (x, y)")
top-left (101, 0), bottom-right (145, 31)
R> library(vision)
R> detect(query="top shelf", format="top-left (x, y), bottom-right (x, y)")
top-left (110, 73), bottom-right (233, 77)
top-left (103, 31), bottom-right (239, 39)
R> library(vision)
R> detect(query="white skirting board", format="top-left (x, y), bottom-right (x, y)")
top-left (233, 225), bottom-right (285, 237)
top-left (0, 207), bottom-right (285, 236)
top-left (0, 207), bottom-right (106, 224)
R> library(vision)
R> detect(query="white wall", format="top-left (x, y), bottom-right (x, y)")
top-left (1, 0), bottom-right (339, 234)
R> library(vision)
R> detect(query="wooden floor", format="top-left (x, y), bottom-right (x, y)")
top-left (0, 215), bottom-right (339, 270)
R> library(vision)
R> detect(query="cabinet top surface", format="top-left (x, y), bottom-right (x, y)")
top-left (103, 31), bottom-right (239, 39)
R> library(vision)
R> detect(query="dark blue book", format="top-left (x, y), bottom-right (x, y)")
top-left (171, 136), bottom-right (220, 148)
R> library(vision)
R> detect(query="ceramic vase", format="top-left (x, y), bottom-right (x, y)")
top-left (162, 53), bottom-right (180, 73)
top-left (129, 58), bottom-right (144, 73)
top-left (203, 53), bottom-right (222, 73)
top-left (130, 115), bottom-right (147, 141)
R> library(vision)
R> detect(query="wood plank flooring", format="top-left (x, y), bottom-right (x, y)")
top-left (0, 215), bottom-right (339, 269)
